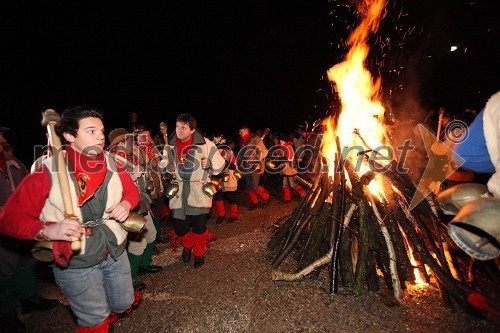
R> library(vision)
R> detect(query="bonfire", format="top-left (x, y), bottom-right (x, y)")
top-left (268, 0), bottom-right (498, 316)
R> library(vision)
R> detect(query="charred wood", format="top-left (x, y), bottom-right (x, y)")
top-left (267, 215), bottom-right (294, 252)
top-left (344, 160), bottom-right (373, 296)
top-left (339, 205), bottom-right (357, 287)
top-left (329, 139), bottom-right (345, 293)
top-left (281, 172), bottom-right (325, 250)
top-left (268, 128), bottom-right (500, 318)
top-left (272, 173), bottom-right (331, 268)
top-left (267, 173), bottom-right (321, 252)
top-left (365, 206), bottom-right (380, 294)
top-left (369, 196), bottom-right (401, 300)
top-left (366, 251), bottom-right (380, 293)
top-left (395, 194), bottom-right (471, 311)
top-left (374, 251), bottom-right (394, 291)
top-left (385, 210), bottom-right (414, 287)
top-left (353, 200), bottom-right (370, 296)
top-left (391, 204), bottom-right (431, 284)
top-left (437, 277), bottom-right (454, 309)
top-left (272, 203), bottom-right (357, 282)
top-left (443, 241), bottom-right (466, 283)
top-left (272, 214), bottom-right (314, 269)
top-left (297, 203), bottom-right (332, 270)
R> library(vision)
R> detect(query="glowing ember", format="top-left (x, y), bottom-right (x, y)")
top-left (367, 174), bottom-right (388, 202)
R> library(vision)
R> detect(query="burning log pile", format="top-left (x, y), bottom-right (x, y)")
top-left (268, 0), bottom-right (498, 318)
top-left (268, 138), bottom-right (499, 314)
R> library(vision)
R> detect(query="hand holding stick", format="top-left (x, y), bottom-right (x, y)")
top-left (42, 109), bottom-right (81, 251)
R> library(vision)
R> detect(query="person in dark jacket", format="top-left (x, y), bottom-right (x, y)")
top-left (0, 127), bottom-right (59, 332)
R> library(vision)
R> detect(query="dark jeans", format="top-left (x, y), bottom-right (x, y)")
top-left (174, 214), bottom-right (207, 236)
top-left (244, 174), bottom-right (261, 190)
top-left (214, 191), bottom-right (237, 205)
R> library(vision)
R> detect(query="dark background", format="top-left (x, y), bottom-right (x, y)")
top-left (0, 0), bottom-right (498, 164)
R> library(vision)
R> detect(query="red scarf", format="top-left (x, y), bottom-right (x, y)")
top-left (176, 135), bottom-right (194, 164)
top-left (108, 145), bottom-right (138, 166)
top-left (66, 146), bottom-right (107, 206)
top-left (138, 142), bottom-right (156, 160)
top-left (284, 142), bottom-right (294, 160)
top-left (241, 133), bottom-right (250, 146)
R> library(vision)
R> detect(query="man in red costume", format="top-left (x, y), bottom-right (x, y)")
top-left (164, 114), bottom-right (225, 268)
top-left (277, 139), bottom-right (306, 202)
top-left (107, 128), bottom-right (163, 292)
top-left (237, 124), bottom-right (270, 209)
top-left (0, 107), bottom-right (140, 332)
top-left (213, 134), bottom-right (240, 224)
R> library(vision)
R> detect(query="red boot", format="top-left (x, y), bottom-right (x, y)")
top-left (192, 231), bottom-right (208, 268)
top-left (215, 200), bottom-right (226, 224)
top-left (105, 290), bottom-right (142, 332)
top-left (245, 189), bottom-right (259, 210)
top-left (192, 231), bottom-right (208, 257)
top-left (228, 204), bottom-right (239, 223)
top-left (178, 231), bottom-right (194, 249)
top-left (76, 320), bottom-right (111, 333)
top-left (108, 290), bottom-right (143, 324)
top-left (179, 231), bottom-right (194, 263)
top-left (283, 187), bottom-right (291, 202)
top-left (294, 185), bottom-right (306, 197)
top-left (256, 186), bottom-right (270, 201)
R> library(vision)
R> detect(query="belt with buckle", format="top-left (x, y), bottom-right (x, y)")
top-left (82, 218), bottom-right (107, 236)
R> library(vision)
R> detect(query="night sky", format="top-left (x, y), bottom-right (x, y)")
top-left (0, 0), bottom-right (498, 164)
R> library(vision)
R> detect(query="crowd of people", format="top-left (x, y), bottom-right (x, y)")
top-left (0, 107), bottom-right (318, 332)
top-left (0, 90), bottom-right (498, 332)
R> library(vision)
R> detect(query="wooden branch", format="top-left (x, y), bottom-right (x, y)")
top-left (330, 136), bottom-right (347, 293)
top-left (339, 213), bottom-right (355, 287)
top-left (267, 214), bottom-right (293, 251)
top-left (268, 178), bottom-right (318, 252)
top-left (395, 194), bottom-right (471, 310)
top-left (272, 241), bottom-right (333, 282)
top-left (384, 208), bottom-right (414, 286)
top-left (280, 173), bottom-right (324, 251)
top-left (297, 203), bottom-right (332, 270)
top-left (271, 215), bottom-right (314, 269)
top-left (368, 195), bottom-right (402, 301)
top-left (353, 200), bottom-right (369, 296)
top-left (272, 204), bottom-right (357, 282)
top-left (366, 250), bottom-right (380, 293)
top-left (392, 205), bottom-right (430, 284)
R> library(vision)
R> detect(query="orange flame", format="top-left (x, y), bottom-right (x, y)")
top-left (322, 0), bottom-right (388, 179)
top-left (320, 2), bottom-right (428, 290)
top-left (400, 228), bottom-right (428, 286)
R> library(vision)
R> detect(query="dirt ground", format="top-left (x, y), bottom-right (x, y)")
top-left (24, 187), bottom-right (498, 333)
